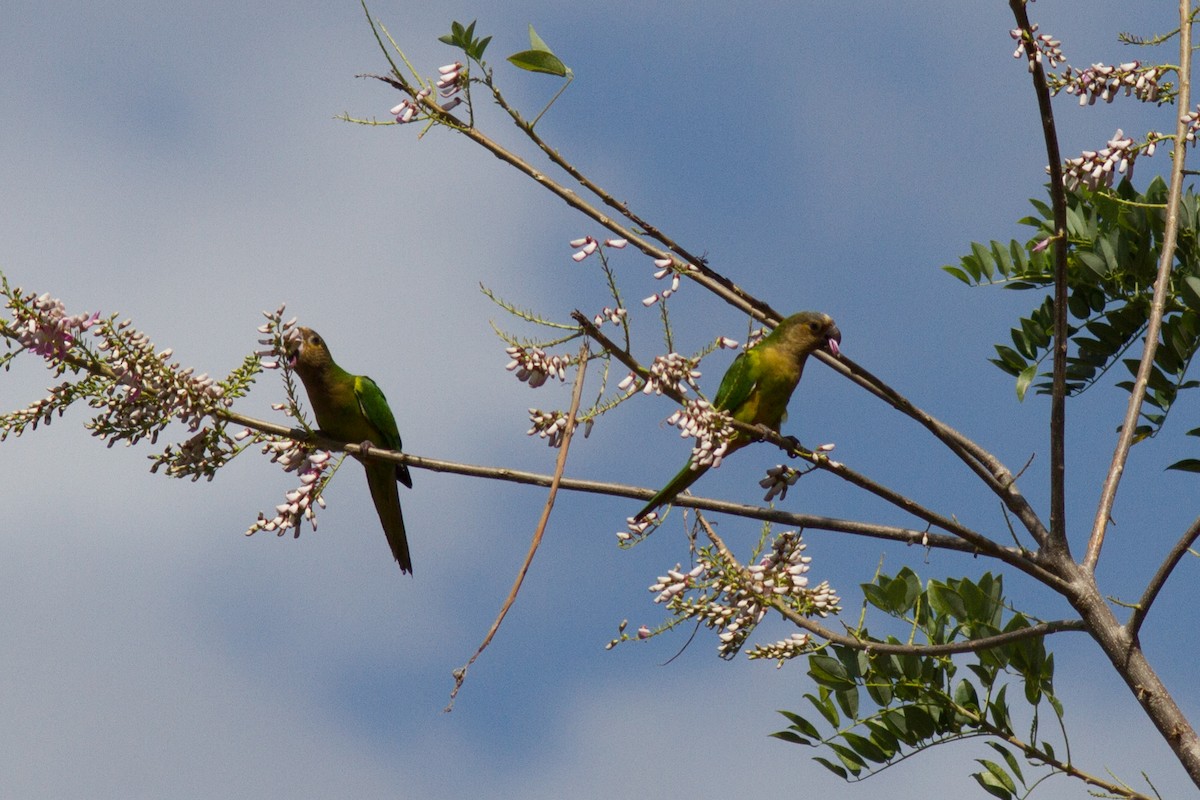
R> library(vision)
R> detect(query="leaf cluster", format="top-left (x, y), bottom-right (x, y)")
top-left (947, 178), bottom-right (1200, 456)
top-left (438, 20), bottom-right (491, 64)
top-left (774, 569), bottom-right (1064, 798)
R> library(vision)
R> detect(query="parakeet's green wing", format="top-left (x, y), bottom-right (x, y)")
top-left (712, 348), bottom-right (761, 412)
top-left (354, 375), bottom-right (413, 488)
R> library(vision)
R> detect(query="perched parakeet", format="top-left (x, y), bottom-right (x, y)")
top-left (634, 311), bottom-right (841, 521)
top-left (290, 327), bottom-right (415, 574)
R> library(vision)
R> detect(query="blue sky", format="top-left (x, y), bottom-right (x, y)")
top-left (2, 1), bottom-right (1197, 797)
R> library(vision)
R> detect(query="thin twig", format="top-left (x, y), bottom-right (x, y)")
top-left (445, 343), bottom-right (590, 711)
top-left (1086, 10), bottom-right (1194, 571)
top-left (482, 77), bottom-right (775, 322)
top-left (370, 73), bottom-right (769, 324)
top-left (1128, 515), bottom-right (1200, 639)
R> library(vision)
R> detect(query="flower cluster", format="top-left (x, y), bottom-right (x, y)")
top-left (569, 235), bottom-right (627, 263)
top-left (592, 306), bottom-right (626, 327)
top-left (149, 426), bottom-right (240, 482)
top-left (0, 380), bottom-right (84, 441)
top-left (390, 88), bottom-right (431, 124)
top-left (434, 62), bottom-right (464, 111)
top-left (505, 345), bottom-right (569, 387)
top-left (255, 307), bottom-right (300, 371)
top-left (1183, 105), bottom-right (1200, 146)
top-left (760, 464), bottom-right (800, 502)
top-left (642, 257), bottom-right (695, 307)
top-left (1059, 128), bottom-right (1138, 191)
top-left (1009, 24), bottom-right (1063, 72)
top-left (649, 563), bottom-right (705, 604)
top-left (87, 320), bottom-right (233, 446)
top-left (616, 514), bottom-right (656, 543)
top-left (6, 288), bottom-right (99, 364)
top-left (1053, 61), bottom-right (1170, 106)
top-left (666, 398), bottom-right (735, 470)
top-left (641, 352), bottom-right (701, 396)
top-left (648, 530), bottom-right (839, 660)
top-left (526, 408), bottom-right (570, 447)
top-left (245, 442), bottom-right (332, 537)
top-left (745, 633), bottom-right (812, 668)
top-left (759, 445), bottom-right (833, 501)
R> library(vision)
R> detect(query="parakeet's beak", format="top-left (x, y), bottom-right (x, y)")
top-left (825, 324), bottom-right (842, 357)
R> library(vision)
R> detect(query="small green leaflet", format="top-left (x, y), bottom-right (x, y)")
top-left (508, 24), bottom-right (571, 77)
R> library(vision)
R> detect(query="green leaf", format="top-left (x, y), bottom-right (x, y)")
top-left (863, 720), bottom-right (899, 758)
top-left (1015, 363), bottom-right (1037, 402)
top-left (526, 23), bottom-right (552, 52)
top-left (813, 757), bottom-right (848, 779)
top-left (927, 581), bottom-right (967, 621)
top-left (769, 730), bottom-right (811, 745)
top-left (507, 49), bottom-right (569, 76)
top-left (862, 582), bottom-right (891, 612)
top-left (903, 704), bottom-right (936, 740)
top-left (1076, 251), bottom-right (1108, 279)
top-left (809, 654), bottom-right (854, 690)
top-left (842, 732), bottom-right (889, 764)
top-left (828, 742), bottom-right (866, 776)
top-left (971, 241), bottom-right (995, 281)
top-left (507, 24), bottom-right (569, 76)
top-left (986, 742), bottom-right (1024, 786)
top-left (776, 710), bottom-right (821, 740)
top-left (1167, 458), bottom-right (1200, 472)
top-left (834, 686), bottom-right (860, 720)
top-left (953, 679), bottom-right (980, 711)
top-left (805, 691), bottom-right (840, 728)
top-left (1182, 275), bottom-right (1200, 313)
top-left (973, 760), bottom-right (1016, 799)
top-left (943, 265), bottom-right (971, 284)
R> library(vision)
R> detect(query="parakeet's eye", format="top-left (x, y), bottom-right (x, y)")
top-left (808, 321), bottom-right (821, 333)
top-left (312, 335), bottom-right (323, 347)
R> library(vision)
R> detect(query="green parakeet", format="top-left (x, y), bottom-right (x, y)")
top-left (290, 327), bottom-right (415, 574)
top-left (634, 311), bottom-right (841, 521)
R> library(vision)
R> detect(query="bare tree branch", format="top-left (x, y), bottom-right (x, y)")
top-left (1128, 514), bottom-right (1200, 639)
top-left (446, 343), bottom-right (591, 711)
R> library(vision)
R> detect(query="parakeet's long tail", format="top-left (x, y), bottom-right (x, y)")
top-left (365, 462), bottom-right (412, 574)
top-left (634, 460), bottom-right (710, 522)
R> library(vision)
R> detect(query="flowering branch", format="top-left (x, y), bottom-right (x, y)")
top-left (699, 514), bottom-right (1085, 659)
top-left (571, 311), bottom-right (1068, 590)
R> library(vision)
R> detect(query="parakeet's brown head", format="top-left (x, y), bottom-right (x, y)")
top-left (289, 326), bottom-right (335, 375)
top-left (771, 311), bottom-right (842, 358)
